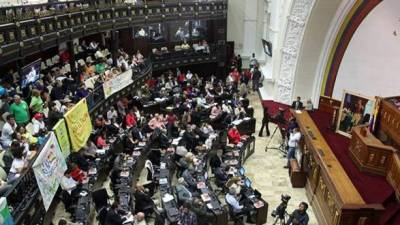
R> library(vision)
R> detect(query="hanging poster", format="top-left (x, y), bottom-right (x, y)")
top-left (33, 133), bottom-right (68, 211)
top-left (53, 119), bottom-right (71, 158)
top-left (103, 69), bottom-right (133, 99)
top-left (64, 98), bottom-right (92, 151)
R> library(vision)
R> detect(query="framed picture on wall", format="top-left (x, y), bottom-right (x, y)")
top-left (336, 90), bottom-right (375, 137)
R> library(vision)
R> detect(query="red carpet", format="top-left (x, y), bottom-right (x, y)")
top-left (261, 100), bottom-right (399, 224)
top-left (309, 110), bottom-right (393, 204)
top-left (261, 100), bottom-right (291, 121)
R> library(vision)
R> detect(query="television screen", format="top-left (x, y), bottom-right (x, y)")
top-left (262, 39), bottom-right (272, 57)
top-left (21, 59), bottom-right (41, 88)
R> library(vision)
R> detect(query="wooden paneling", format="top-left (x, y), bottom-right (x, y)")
top-left (387, 152), bottom-right (400, 201)
top-left (349, 126), bottom-right (396, 176)
top-left (318, 95), bottom-right (341, 114)
top-left (293, 109), bottom-right (383, 225)
top-left (378, 98), bottom-right (400, 150)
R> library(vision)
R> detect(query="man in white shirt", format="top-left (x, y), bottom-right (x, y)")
top-left (249, 53), bottom-right (258, 69)
top-left (1, 115), bottom-right (17, 148)
top-left (32, 113), bottom-right (46, 136)
top-left (186, 70), bottom-right (193, 81)
top-left (285, 127), bottom-right (301, 168)
top-left (225, 187), bottom-right (243, 213)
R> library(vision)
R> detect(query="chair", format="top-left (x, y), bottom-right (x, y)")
top-left (92, 188), bottom-right (110, 218)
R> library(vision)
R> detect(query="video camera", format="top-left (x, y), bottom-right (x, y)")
top-left (270, 108), bottom-right (287, 125)
top-left (271, 194), bottom-right (291, 219)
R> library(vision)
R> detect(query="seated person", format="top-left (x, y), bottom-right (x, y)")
top-left (188, 198), bottom-right (215, 225)
top-left (179, 203), bottom-right (198, 225)
top-left (287, 202), bottom-right (309, 225)
top-left (60, 169), bottom-right (81, 212)
top-left (0, 178), bottom-right (12, 197)
top-left (175, 177), bottom-right (193, 204)
top-left (94, 114), bottom-right (106, 130)
top-left (228, 125), bottom-right (243, 145)
top-left (32, 113), bottom-right (46, 136)
top-left (69, 162), bottom-right (87, 183)
top-left (134, 212), bottom-right (147, 225)
top-left (1, 115), bottom-right (17, 148)
top-left (124, 132), bottom-right (139, 148)
top-left (291, 96), bottom-right (303, 110)
top-left (210, 149), bottom-right (223, 170)
top-left (304, 99), bottom-right (313, 111)
top-left (7, 145), bottom-right (27, 182)
top-left (209, 104), bottom-right (222, 120)
top-left (105, 202), bottom-right (124, 225)
top-left (134, 185), bottom-right (154, 215)
top-left (181, 167), bottom-right (197, 190)
top-left (214, 163), bottom-right (230, 186)
top-left (225, 187), bottom-right (254, 222)
top-left (96, 131), bottom-right (108, 149)
top-left (226, 176), bottom-right (243, 195)
top-left (125, 109), bottom-right (137, 128)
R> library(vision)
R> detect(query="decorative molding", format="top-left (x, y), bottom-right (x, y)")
top-left (276, 0), bottom-right (316, 104)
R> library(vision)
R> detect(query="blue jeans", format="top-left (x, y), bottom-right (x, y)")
top-left (287, 147), bottom-right (296, 166)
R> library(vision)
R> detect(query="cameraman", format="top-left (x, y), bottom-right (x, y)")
top-left (286, 202), bottom-right (309, 225)
top-left (284, 127), bottom-right (301, 169)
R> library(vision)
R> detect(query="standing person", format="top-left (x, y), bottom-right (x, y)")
top-left (286, 202), bottom-right (310, 225)
top-left (237, 54), bottom-right (242, 72)
top-left (252, 67), bottom-right (261, 92)
top-left (1, 115), bottom-right (17, 148)
top-left (9, 95), bottom-right (30, 125)
top-left (29, 89), bottom-right (44, 114)
top-left (249, 53), bottom-right (258, 69)
top-left (259, 107), bottom-right (270, 137)
top-left (285, 127), bottom-right (301, 169)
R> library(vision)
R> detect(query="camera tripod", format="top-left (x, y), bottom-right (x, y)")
top-left (272, 211), bottom-right (289, 225)
top-left (264, 125), bottom-right (287, 157)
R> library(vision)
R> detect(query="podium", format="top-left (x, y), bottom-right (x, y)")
top-left (349, 126), bottom-right (397, 176)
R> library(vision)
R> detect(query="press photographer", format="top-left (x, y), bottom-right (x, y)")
top-left (286, 202), bottom-right (309, 225)
top-left (284, 127), bottom-right (301, 169)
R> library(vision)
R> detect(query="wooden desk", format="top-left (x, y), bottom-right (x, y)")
top-left (292, 109), bottom-right (383, 225)
top-left (349, 126), bottom-right (396, 176)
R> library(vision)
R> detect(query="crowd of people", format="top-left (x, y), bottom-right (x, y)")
top-left (0, 41), bottom-right (146, 197)
top-left (58, 62), bottom-right (263, 225)
top-left (0, 41), bottom-right (311, 225)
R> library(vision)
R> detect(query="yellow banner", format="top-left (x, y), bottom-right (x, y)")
top-left (64, 99), bottom-right (92, 151)
top-left (53, 119), bottom-right (71, 158)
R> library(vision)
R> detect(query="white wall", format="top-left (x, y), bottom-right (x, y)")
top-left (333, 0), bottom-right (400, 99)
top-left (227, 0), bottom-right (245, 54)
top-left (293, 0), bottom-right (345, 103)
top-left (227, 0), bottom-right (265, 59)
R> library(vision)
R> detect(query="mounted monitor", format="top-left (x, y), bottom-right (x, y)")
top-left (262, 39), bottom-right (272, 57)
top-left (21, 59), bottom-right (41, 89)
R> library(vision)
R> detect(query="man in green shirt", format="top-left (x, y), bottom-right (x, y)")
top-left (95, 62), bottom-right (105, 75)
top-left (9, 95), bottom-right (30, 125)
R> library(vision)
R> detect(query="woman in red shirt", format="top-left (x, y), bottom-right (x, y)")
top-left (228, 125), bottom-right (242, 144)
top-left (70, 163), bottom-right (86, 183)
top-left (96, 131), bottom-right (108, 149)
top-left (125, 109), bottom-right (137, 128)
